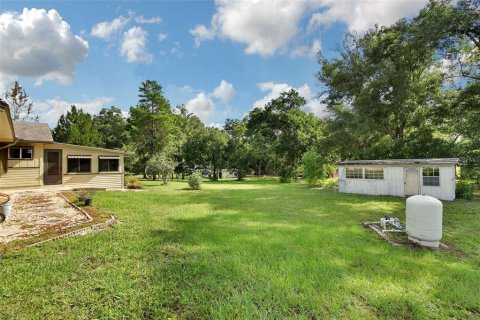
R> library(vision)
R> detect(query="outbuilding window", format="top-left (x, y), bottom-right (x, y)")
top-left (365, 168), bottom-right (384, 179)
top-left (99, 156), bottom-right (120, 172)
top-left (423, 167), bottom-right (440, 186)
top-left (346, 167), bottom-right (363, 179)
top-left (9, 147), bottom-right (33, 159)
top-left (67, 155), bottom-right (92, 173)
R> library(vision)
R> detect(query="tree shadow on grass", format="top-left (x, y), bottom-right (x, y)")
top-left (130, 187), bottom-right (479, 318)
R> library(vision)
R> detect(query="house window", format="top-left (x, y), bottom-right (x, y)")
top-left (9, 147), bottom-right (33, 159)
top-left (67, 156), bottom-right (92, 173)
top-left (99, 156), bottom-right (120, 172)
top-left (346, 167), bottom-right (363, 179)
top-left (423, 167), bottom-right (440, 186)
top-left (365, 168), bottom-right (384, 179)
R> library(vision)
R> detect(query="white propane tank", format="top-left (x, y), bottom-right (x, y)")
top-left (406, 195), bottom-right (443, 248)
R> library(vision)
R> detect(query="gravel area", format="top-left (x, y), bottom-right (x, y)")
top-left (0, 192), bottom-right (88, 244)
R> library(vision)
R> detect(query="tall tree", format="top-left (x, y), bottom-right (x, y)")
top-left (225, 119), bottom-right (250, 180)
top-left (247, 89), bottom-right (324, 182)
top-left (4, 81), bottom-right (39, 122)
top-left (183, 127), bottom-right (229, 180)
top-left (52, 105), bottom-right (103, 147)
top-left (128, 80), bottom-right (173, 177)
top-left (93, 106), bottom-right (128, 149)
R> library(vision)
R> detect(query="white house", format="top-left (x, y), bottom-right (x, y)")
top-left (338, 158), bottom-right (460, 201)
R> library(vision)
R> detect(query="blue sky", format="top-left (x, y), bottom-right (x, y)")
top-left (0, 0), bottom-right (429, 127)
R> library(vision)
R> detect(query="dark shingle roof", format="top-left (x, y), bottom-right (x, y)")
top-left (339, 158), bottom-right (460, 165)
top-left (13, 122), bottom-right (53, 142)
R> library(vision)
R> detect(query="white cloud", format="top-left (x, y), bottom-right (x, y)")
top-left (193, 1), bottom-right (309, 56)
top-left (291, 39), bottom-right (322, 58)
top-left (190, 24), bottom-right (216, 47)
top-left (208, 122), bottom-right (223, 129)
top-left (186, 92), bottom-right (215, 122)
top-left (34, 96), bottom-right (114, 126)
top-left (308, 0), bottom-right (428, 32)
top-left (91, 16), bottom-right (129, 40)
top-left (120, 27), bottom-right (153, 63)
top-left (193, 0), bottom-right (429, 56)
top-left (158, 33), bottom-right (168, 41)
top-left (212, 80), bottom-right (235, 103)
top-left (170, 41), bottom-right (181, 56)
top-left (135, 16), bottom-right (162, 24)
top-left (309, 39), bottom-right (322, 58)
top-left (0, 8), bottom-right (88, 85)
top-left (253, 82), bottom-right (327, 118)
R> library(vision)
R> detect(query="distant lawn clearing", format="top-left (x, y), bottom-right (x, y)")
top-left (0, 179), bottom-right (479, 319)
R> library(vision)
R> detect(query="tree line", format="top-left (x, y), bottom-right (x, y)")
top-left (4, 0), bottom-right (479, 183)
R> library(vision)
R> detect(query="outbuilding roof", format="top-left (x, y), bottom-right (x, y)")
top-left (338, 158), bottom-right (460, 165)
top-left (13, 121), bottom-right (54, 142)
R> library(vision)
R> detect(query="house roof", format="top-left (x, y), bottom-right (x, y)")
top-left (13, 121), bottom-right (53, 142)
top-left (51, 142), bottom-right (134, 156)
top-left (338, 158), bottom-right (460, 165)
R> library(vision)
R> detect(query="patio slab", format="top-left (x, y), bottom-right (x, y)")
top-left (0, 191), bottom-right (88, 244)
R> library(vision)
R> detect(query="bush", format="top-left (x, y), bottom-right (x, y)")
top-left (456, 180), bottom-right (474, 200)
top-left (302, 150), bottom-right (324, 186)
top-left (125, 176), bottom-right (144, 189)
top-left (321, 178), bottom-right (338, 190)
top-left (188, 171), bottom-right (203, 190)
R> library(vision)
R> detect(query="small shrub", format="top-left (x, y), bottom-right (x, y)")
top-left (125, 176), bottom-right (144, 189)
top-left (76, 189), bottom-right (95, 200)
top-left (321, 178), bottom-right (338, 190)
top-left (456, 180), bottom-right (474, 200)
top-left (188, 171), bottom-right (203, 190)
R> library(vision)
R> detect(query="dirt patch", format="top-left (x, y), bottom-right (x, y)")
top-left (0, 192), bottom-right (89, 244)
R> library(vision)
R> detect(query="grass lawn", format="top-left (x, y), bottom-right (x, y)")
top-left (0, 179), bottom-right (479, 319)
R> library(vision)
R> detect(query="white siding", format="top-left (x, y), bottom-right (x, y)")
top-left (339, 166), bottom-right (404, 197)
top-left (63, 173), bottom-right (123, 189)
top-left (338, 164), bottom-right (456, 201)
top-left (421, 166), bottom-right (456, 201)
top-left (0, 167), bottom-right (41, 188)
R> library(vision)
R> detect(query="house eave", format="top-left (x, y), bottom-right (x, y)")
top-left (50, 142), bottom-right (134, 156)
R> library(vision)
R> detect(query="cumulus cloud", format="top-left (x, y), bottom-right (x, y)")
top-left (135, 16), bottom-right (161, 24)
top-left (253, 82), bottom-right (327, 118)
top-left (212, 80), bottom-right (235, 103)
top-left (192, 1), bottom-right (309, 56)
top-left (308, 0), bottom-right (428, 32)
top-left (34, 96), bottom-right (114, 126)
top-left (91, 16), bottom-right (129, 40)
top-left (120, 27), bottom-right (153, 63)
top-left (190, 24), bottom-right (216, 47)
top-left (192, 0), bottom-right (429, 56)
top-left (186, 92), bottom-right (215, 122)
top-left (0, 8), bottom-right (88, 85)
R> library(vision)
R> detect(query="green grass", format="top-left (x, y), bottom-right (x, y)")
top-left (1, 179), bottom-right (479, 319)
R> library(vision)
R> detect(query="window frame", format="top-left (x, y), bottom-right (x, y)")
top-left (346, 167), bottom-right (363, 179)
top-left (67, 157), bottom-right (92, 174)
top-left (364, 167), bottom-right (384, 180)
top-left (422, 167), bottom-right (440, 187)
top-left (8, 147), bottom-right (33, 160)
top-left (98, 157), bottom-right (120, 173)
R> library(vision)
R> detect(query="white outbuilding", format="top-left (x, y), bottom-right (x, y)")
top-left (338, 158), bottom-right (460, 201)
